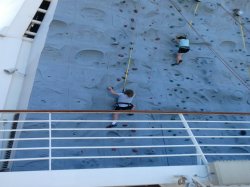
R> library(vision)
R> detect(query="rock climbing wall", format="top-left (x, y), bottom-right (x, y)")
top-left (28, 0), bottom-right (250, 112)
top-left (12, 0), bottom-right (250, 171)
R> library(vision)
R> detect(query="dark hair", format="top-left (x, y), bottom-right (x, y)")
top-left (124, 89), bottom-right (134, 97)
top-left (177, 35), bottom-right (187, 40)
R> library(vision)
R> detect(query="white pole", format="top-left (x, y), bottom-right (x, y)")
top-left (49, 113), bottom-right (52, 170)
top-left (179, 114), bottom-right (208, 165)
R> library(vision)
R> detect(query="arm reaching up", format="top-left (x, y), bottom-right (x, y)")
top-left (107, 86), bottom-right (119, 96)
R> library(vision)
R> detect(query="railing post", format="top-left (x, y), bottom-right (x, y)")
top-left (179, 114), bottom-right (208, 165)
top-left (49, 112), bottom-right (52, 170)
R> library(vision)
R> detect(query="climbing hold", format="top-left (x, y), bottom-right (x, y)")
top-left (132, 149), bottom-right (138, 153)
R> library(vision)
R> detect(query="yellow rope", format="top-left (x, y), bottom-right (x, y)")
top-left (122, 44), bottom-right (134, 92)
top-left (189, 20), bottom-right (193, 28)
top-left (238, 17), bottom-right (246, 50)
top-left (194, 2), bottom-right (200, 14)
top-left (189, 2), bottom-right (199, 29)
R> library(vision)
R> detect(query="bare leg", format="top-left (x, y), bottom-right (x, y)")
top-left (106, 113), bottom-right (120, 128)
top-left (176, 53), bottom-right (183, 64)
top-left (112, 113), bottom-right (119, 122)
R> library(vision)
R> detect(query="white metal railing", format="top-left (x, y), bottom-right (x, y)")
top-left (0, 110), bottom-right (250, 171)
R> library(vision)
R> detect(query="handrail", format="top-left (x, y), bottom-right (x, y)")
top-left (0, 110), bottom-right (250, 115)
top-left (0, 111), bottom-right (249, 172)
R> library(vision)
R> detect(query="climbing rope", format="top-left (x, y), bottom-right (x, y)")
top-left (122, 42), bottom-right (134, 92)
top-left (121, 0), bottom-right (139, 92)
top-left (194, 1), bottom-right (200, 14)
top-left (169, 0), bottom-right (250, 91)
top-left (238, 16), bottom-right (246, 50)
top-left (189, 1), bottom-right (200, 29)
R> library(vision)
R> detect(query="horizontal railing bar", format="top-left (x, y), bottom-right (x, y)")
top-left (200, 144), bottom-right (250, 147)
top-left (0, 120), bottom-right (49, 123)
top-left (51, 120), bottom-right (181, 123)
top-left (1, 144), bottom-right (250, 151)
top-left (51, 136), bottom-right (250, 140)
top-left (0, 129), bottom-right (49, 132)
top-left (51, 154), bottom-right (201, 160)
top-left (0, 147), bottom-right (49, 151)
top-left (52, 136), bottom-right (190, 140)
top-left (1, 110), bottom-right (250, 115)
top-left (1, 153), bottom-right (249, 162)
top-left (53, 145), bottom-right (195, 149)
top-left (0, 157), bottom-right (49, 162)
top-left (195, 136), bottom-right (250, 138)
top-left (57, 127), bottom-right (249, 130)
top-left (51, 144), bottom-right (250, 149)
top-left (50, 120), bottom-right (250, 123)
top-left (0, 138), bottom-right (49, 141)
top-left (187, 121), bottom-right (250, 123)
top-left (1, 120), bottom-right (250, 124)
top-left (0, 128), bottom-right (249, 132)
top-left (1, 135), bottom-right (250, 141)
top-left (204, 153), bottom-right (250, 156)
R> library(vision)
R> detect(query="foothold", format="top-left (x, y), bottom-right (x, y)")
top-left (132, 149), bottom-right (138, 153)
top-left (111, 42), bottom-right (119, 45)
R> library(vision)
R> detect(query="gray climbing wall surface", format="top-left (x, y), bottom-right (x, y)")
top-left (12, 0), bottom-right (250, 171)
top-left (28, 0), bottom-right (250, 112)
